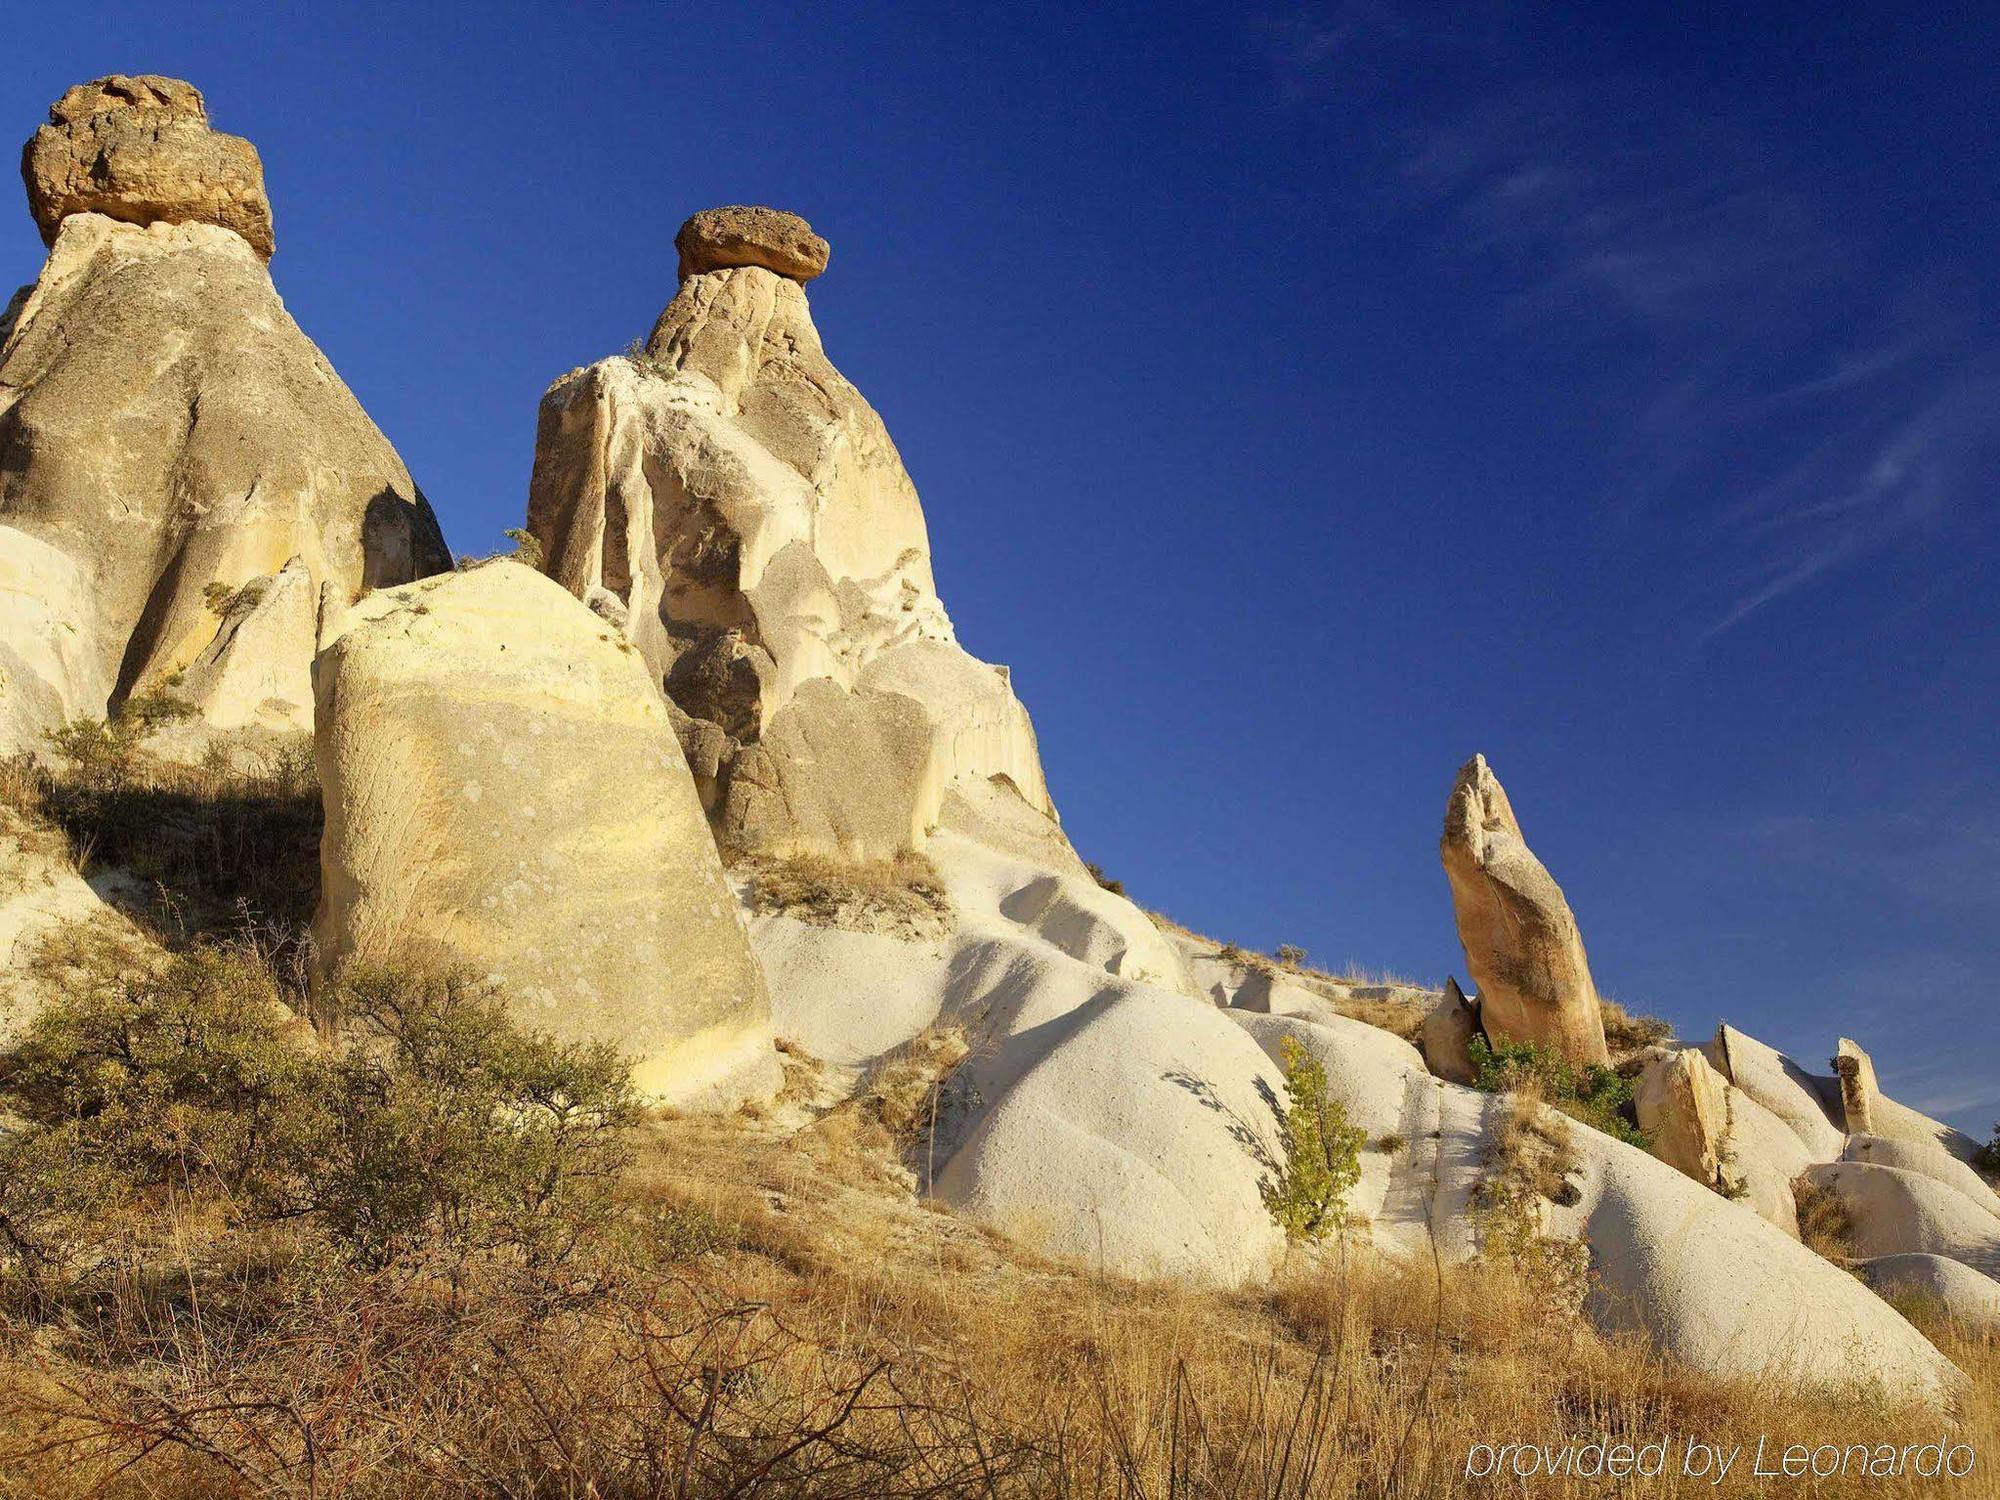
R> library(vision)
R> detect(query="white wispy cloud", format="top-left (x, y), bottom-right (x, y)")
top-left (1267, 7), bottom-right (1997, 640)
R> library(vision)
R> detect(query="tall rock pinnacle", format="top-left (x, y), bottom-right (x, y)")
top-left (0, 77), bottom-right (448, 757)
top-left (526, 206), bottom-right (1053, 860)
top-left (1440, 754), bottom-right (1611, 1067)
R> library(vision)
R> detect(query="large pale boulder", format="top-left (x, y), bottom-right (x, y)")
top-left (1706, 1023), bottom-right (1845, 1159)
top-left (526, 211), bottom-right (1052, 860)
top-left (1439, 755), bottom-right (1608, 1066)
top-left (1567, 1130), bottom-right (1958, 1404)
top-left (934, 990), bottom-right (1289, 1286)
top-left (0, 100), bottom-right (449, 758)
top-left (1859, 1254), bottom-right (2000, 1330)
top-left (1635, 1047), bottom-right (1729, 1191)
top-left (311, 561), bottom-right (778, 1110)
top-left (675, 205), bottom-right (829, 283)
top-left (1803, 1161), bottom-right (2000, 1278)
top-left (22, 75), bottom-right (274, 260)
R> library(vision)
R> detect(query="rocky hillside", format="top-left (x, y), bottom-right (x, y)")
top-left (0, 75), bottom-right (1995, 1499)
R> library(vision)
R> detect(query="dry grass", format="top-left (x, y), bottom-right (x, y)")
top-left (1794, 1173), bottom-right (1858, 1267)
top-left (741, 850), bottom-right (953, 940)
top-left (0, 741), bottom-right (319, 947)
top-left (3, 1100), bottom-right (1994, 1499)
top-left (1600, 996), bottom-right (1675, 1061)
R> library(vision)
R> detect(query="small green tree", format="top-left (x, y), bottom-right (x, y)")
top-left (5, 945), bottom-right (323, 1198)
top-left (1262, 1037), bottom-right (1363, 1242)
top-left (1974, 1125), bottom-right (2000, 1178)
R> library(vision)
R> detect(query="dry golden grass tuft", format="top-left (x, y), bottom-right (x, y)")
top-left (741, 850), bottom-right (954, 940)
top-left (1600, 995), bottom-right (1676, 1061)
top-left (1794, 1171), bottom-right (1858, 1268)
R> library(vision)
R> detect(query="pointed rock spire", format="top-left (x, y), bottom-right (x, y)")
top-left (1440, 754), bottom-right (1609, 1067)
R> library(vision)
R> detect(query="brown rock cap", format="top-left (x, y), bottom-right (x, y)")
top-left (22, 74), bottom-right (274, 260)
top-left (676, 205), bottom-right (828, 284)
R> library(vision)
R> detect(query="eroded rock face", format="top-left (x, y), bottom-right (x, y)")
top-left (675, 205), bottom-right (829, 283)
top-left (22, 75), bottom-right (274, 259)
top-left (0, 203), bottom-right (448, 756)
top-left (1421, 975), bottom-right (1481, 1084)
top-left (1834, 1037), bottom-right (1879, 1135)
top-left (311, 562), bottom-right (779, 1111)
top-left (1439, 755), bottom-right (1608, 1066)
top-left (527, 213), bottom-right (1052, 859)
top-left (1635, 1046), bottom-right (1729, 1192)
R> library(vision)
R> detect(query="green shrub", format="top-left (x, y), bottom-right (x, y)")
top-left (4, 945), bottom-right (322, 1200)
top-left (1262, 1037), bottom-right (1363, 1242)
top-left (1467, 1035), bottom-right (1649, 1149)
top-left (1973, 1126), bottom-right (2000, 1178)
top-left (1274, 943), bottom-right (1308, 969)
top-left (0, 1124), bottom-right (134, 1304)
top-left (0, 955), bottom-right (642, 1303)
top-left (303, 967), bottom-right (640, 1271)
top-left (43, 688), bottom-right (197, 788)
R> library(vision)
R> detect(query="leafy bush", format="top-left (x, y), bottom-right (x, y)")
top-left (43, 689), bottom-right (197, 789)
top-left (4, 945), bottom-right (321, 1200)
top-left (1083, 861), bottom-right (1125, 897)
top-left (1467, 1035), bottom-right (1649, 1149)
top-left (1972, 1126), bottom-right (2000, 1178)
top-left (1274, 943), bottom-right (1308, 968)
top-left (305, 967), bottom-right (640, 1271)
top-left (1262, 1037), bottom-right (1363, 1242)
top-left (0, 957), bottom-right (640, 1302)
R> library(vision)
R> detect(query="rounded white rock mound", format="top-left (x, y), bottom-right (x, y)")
top-left (932, 988), bottom-right (1288, 1287)
top-left (311, 561), bottom-right (778, 1111)
top-left (1802, 1161), bottom-right (2000, 1279)
top-left (1224, 1006), bottom-right (1962, 1404)
top-left (1842, 1135), bottom-right (2000, 1222)
top-left (1860, 1254), bottom-right (2000, 1331)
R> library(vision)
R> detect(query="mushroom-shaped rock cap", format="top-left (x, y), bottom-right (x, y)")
top-left (675, 205), bottom-right (829, 284)
top-left (22, 74), bottom-right (274, 260)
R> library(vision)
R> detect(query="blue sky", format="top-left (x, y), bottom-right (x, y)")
top-left (8, 5), bottom-right (1995, 1131)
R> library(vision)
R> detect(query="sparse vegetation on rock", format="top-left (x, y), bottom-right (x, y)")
top-left (742, 850), bottom-right (953, 939)
top-left (1468, 1033), bottom-right (1649, 1149)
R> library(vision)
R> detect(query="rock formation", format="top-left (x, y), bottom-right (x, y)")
top-left (1635, 1046), bottom-right (1730, 1192)
top-left (22, 75), bottom-right (274, 259)
top-left (1439, 755), bottom-right (1609, 1066)
top-left (526, 206), bottom-right (1052, 860)
top-left (1859, 1254), bottom-right (2000, 1331)
top-left (1834, 1037), bottom-right (1879, 1135)
top-left (1421, 975), bottom-right (1480, 1084)
top-left (0, 77), bottom-right (449, 758)
top-left (311, 561), bottom-right (779, 1110)
top-left (676, 205), bottom-right (829, 283)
